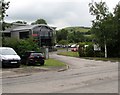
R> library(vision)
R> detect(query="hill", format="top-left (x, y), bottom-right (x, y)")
top-left (59, 26), bottom-right (91, 33)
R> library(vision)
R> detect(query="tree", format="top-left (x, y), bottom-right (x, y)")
top-left (56, 29), bottom-right (68, 43)
top-left (89, 1), bottom-right (110, 58)
top-left (89, 1), bottom-right (120, 57)
top-left (0, 0), bottom-right (10, 30)
top-left (114, 2), bottom-right (120, 44)
top-left (58, 40), bottom-right (68, 45)
top-left (31, 19), bottom-right (47, 25)
top-left (3, 37), bottom-right (40, 57)
top-left (13, 21), bottom-right (27, 24)
top-left (109, 2), bottom-right (120, 57)
top-left (68, 31), bottom-right (85, 43)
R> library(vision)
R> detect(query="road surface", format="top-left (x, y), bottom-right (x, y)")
top-left (1, 52), bottom-right (119, 93)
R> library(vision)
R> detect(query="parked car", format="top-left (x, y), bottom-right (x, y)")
top-left (71, 47), bottom-right (78, 52)
top-left (21, 51), bottom-right (45, 66)
top-left (71, 45), bottom-right (79, 52)
top-left (0, 47), bottom-right (21, 68)
top-left (55, 44), bottom-right (62, 48)
top-left (71, 44), bottom-right (77, 48)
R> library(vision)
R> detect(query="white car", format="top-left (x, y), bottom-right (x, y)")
top-left (0, 47), bottom-right (21, 68)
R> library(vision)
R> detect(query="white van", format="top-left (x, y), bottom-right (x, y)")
top-left (0, 47), bottom-right (21, 68)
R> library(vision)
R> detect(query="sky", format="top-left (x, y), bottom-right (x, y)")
top-left (4, 0), bottom-right (120, 29)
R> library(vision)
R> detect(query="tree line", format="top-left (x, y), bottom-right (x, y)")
top-left (89, 1), bottom-right (120, 57)
top-left (1, 0), bottom-right (120, 57)
top-left (0, 1), bottom-right (47, 30)
top-left (56, 29), bottom-right (91, 45)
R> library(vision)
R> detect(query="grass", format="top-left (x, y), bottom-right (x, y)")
top-left (57, 51), bottom-right (79, 57)
top-left (21, 58), bottom-right (66, 68)
top-left (83, 57), bottom-right (120, 62)
top-left (64, 27), bottom-right (90, 32)
top-left (57, 51), bottom-right (120, 62)
top-left (44, 58), bottom-right (66, 67)
top-left (57, 48), bottom-right (66, 50)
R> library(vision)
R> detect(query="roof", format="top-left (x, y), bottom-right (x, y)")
top-left (3, 24), bottom-right (55, 33)
top-left (12, 25), bottom-right (35, 31)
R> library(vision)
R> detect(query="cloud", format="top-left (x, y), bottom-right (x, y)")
top-left (5, 0), bottom-right (119, 29)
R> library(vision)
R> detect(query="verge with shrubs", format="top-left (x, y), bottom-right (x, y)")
top-left (2, 37), bottom-right (40, 57)
top-left (78, 42), bottom-right (104, 57)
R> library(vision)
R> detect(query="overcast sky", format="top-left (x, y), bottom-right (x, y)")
top-left (5, 0), bottom-right (120, 29)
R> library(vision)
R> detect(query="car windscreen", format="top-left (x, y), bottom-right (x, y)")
top-left (30, 53), bottom-right (43, 57)
top-left (0, 49), bottom-right (17, 55)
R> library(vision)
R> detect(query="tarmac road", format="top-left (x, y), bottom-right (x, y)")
top-left (1, 52), bottom-right (119, 93)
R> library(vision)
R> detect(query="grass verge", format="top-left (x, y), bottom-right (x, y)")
top-left (83, 57), bottom-right (120, 62)
top-left (57, 51), bottom-right (120, 62)
top-left (21, 58), bottom-right (66, 68)
top-left (44, 58), bottom-right (66, 67)
top-left (57, 51), bottom-right (79, 57)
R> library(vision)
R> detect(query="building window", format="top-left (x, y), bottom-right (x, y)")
top-left (3, 33), bottom-right (11, 37)
top-left (40, 26), bottom-right (52, 37)
top-left (33, 27), bottom-right (40, 34)
top-left (19, 31), bottom-right (29, 39)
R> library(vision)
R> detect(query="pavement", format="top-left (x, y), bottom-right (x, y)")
top-left (2, 53), bottom-right (118, 93)
top-left (1, 65), bottom-right (69, 79)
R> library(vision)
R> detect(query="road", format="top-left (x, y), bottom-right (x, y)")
top-left (1, 52), bottom-right (119, 93)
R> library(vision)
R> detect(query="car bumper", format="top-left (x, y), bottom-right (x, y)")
top-left (28, 59), bottom-right (44, 64)
top-left (2, 60), bottom-right (21, 67)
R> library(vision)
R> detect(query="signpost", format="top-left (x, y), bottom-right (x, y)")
top-left (94, 44), bottom-right (101, 51)
top-left (93, 44), bottom-right (101, 57)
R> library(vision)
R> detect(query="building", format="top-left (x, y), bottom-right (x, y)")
top-left (2, 23), bottom-right (56, 47)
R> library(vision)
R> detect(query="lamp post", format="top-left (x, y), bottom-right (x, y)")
top-left (66, 35), bottom-right (68, 51)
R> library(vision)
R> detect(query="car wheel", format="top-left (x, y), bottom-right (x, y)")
top-left (26, 60), bottom-right (30, 66)
top-left (15, 64), bottom-right (20, 68)
top-left (40, 60), bottom-right (44, 66)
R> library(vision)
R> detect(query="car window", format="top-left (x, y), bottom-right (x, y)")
top-left (0, 49), bottom-right (17, 55)
top-left (31, 53), bottom-right (43, 57)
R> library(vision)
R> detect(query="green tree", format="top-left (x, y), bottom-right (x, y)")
top-left (0, 0), bottom-right (10, 30)
top-left (3, 37), bottom-right (40, 57)
top-left (114, 2), bottom-right (120, 44)
top-left (107, 2), bottom-right (120, 57)
top-left (89, 1), bottom-right (111, 58)
top-left (31, 19), bottom-right (47, 25)
top-left (89, 1), bottom-right (120, 57)
top-left (58, 40), bottom-right (68, 45)
top-left (68, 31), bottom-right (85, 43)
top-left (13, 21), bottom-right (27, 24)
top-left (56, 29), bottom-right (68, 43)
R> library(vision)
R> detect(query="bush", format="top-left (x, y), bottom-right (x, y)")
top-left (58, 40), bottom-right (68, 45)
top-left (78, 43), bottom-right (85, 57)
top-left (85, 44), bottom-right (94, 57)
top-left (2, 37), bottom-right (40, 57)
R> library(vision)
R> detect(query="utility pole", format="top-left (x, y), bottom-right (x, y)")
top-left (104, 36), bottom-right (107, 58)
top-left (66, 35), bottom-right (68, 51)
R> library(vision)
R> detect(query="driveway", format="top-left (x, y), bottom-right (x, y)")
top-left (2, 52), bottom-right (119, 93)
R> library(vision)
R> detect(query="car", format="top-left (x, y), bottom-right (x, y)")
top-left (21, 51), bottom-right (45, 66)
top-left (55, 44), bottom-right (62, 48)
top-left (71, 45), bottom-right (79, 52)
top-left (0, 47), bottom-right (21, 68)
top-left (71, 47), bottom-right (78, 52)
top-left (71, 44), bottom-right (77, 48)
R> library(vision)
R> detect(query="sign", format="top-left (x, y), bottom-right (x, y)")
top-left (94, 44), bottom-right (101, 51)
top-left (32, 34), bottom-right (38, 37)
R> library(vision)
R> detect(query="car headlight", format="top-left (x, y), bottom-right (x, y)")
top-left (1, 56), bottom-right (8, 60)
